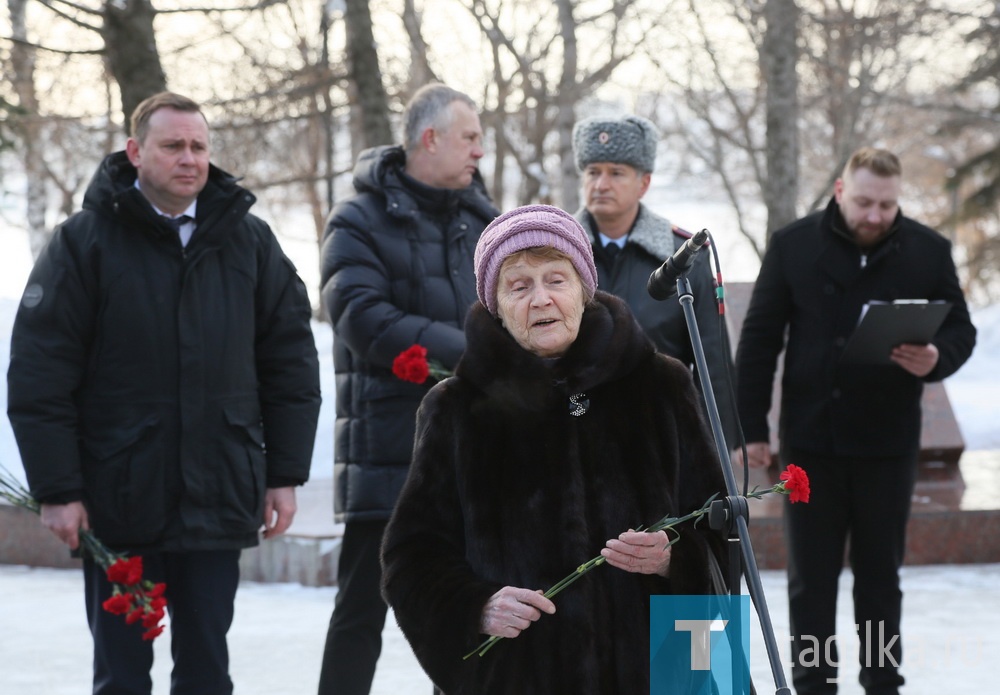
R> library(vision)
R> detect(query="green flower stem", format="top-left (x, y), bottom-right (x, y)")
top-left (427, 360), bottom-right (452, 383)
top-left (461, 485), bottom-right (793, 661)
top-left (542, 556), bottom-right (606, 600)
top-left (1, 463), bottom-right (122, 570)
top-left (0, 467), bottom-right (40, 513)
top-left (464, 555), bottom-right (610, 659)
top-left (79, 529), bottom-right (124, 570)
top-left (462, 493), bottom-right (732, 660)
top-left (3, 462), bottom-right (170, 641)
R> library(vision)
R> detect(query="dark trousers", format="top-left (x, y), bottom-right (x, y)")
top-left (83, 549), bottom-right (241, 695)
top-left (783, 449), bottom-right (917, 695)
top-left (318, 520), bottom-right (389, 695)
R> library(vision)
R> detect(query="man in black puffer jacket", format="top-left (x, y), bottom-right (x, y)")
top-left (8, 92), bottom-right (321, 695)
top-left (317, 83), bottom-right (499, 695)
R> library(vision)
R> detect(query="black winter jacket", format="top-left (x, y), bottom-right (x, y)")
top-left (8, 151), bottom-right (321, 553)
top-left (577, 204), bottom-right (740, 450)
top-left (320, 145), bottom-right (499, 522)
top-left (736, 198), bottom-right (976, 458)
top-left (382, 292), bottom-right (729, 695)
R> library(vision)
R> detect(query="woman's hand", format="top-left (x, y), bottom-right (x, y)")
top-left (733, 442), bottom-right (772, 469)
top-left (479, 586), bottom-right (557, 638)
top-left (601, 529), bottom-right (672, 577)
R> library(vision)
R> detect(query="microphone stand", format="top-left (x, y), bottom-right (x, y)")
top-left (674, 273), bottom-right (791, 695)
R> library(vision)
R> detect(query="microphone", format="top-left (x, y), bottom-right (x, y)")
top-left (646, 228), bottom-right (710, 300)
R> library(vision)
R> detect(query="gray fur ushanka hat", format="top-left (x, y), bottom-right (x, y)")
top-left (572, 115), bottom-right (659, 173)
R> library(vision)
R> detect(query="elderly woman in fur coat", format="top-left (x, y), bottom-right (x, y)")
top-left (381, 204), bottom-right (729, 694)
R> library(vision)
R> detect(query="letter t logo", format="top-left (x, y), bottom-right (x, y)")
top-left (674, 619), bottom-right (729, 670)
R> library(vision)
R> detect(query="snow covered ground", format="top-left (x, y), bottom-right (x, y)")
top-left (943, 302), bottom-right (1000, 451)
top-left (2, 562), bottom-right (998, 694)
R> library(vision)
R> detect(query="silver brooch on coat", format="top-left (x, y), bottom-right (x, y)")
top-left (568, 393), bottom-right (590, 417)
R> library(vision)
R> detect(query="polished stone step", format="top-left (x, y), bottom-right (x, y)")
top-left (737, 449), bottom-right (1000, 569)
top-left (4, 450), bottom-right (999, 582)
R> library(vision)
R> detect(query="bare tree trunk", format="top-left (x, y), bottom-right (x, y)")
top-left (101, 0), bottom-right (167, 131)
top-left (344, 0), bottom-right (392, 152)
top-left (319, 3), bottom-right (342, 220)
top-left (487, 40), bottom-right (509, 207)
top-left (10, 0), bottom-right (50, 258)
top-left (401, 0), bottom-right (438, 101)
top-left (556, 0), bottom-right (579, 211)
top-left (761, 0), bottom-right (800, 241)
top-left (468, 3), bottom-right (513, 207)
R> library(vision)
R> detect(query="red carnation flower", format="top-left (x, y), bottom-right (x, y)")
top-left (392, 345), bottom-right (431, 384)
top-left (1, 464), bottom-right (169, 642)
top-left (124, 557), bottom-right (144, 585)
top-left (779, 464), bottom-right (811, 504)
top-left (142, 608), bottom-right (166, 629)
top-left (147, 582), bottom-right (167, 599)
top-left (106, 556), bottom-right (144, 586)
top-left (101, 593), bottom-right (133, 615)
top-left (105, 559), bottom-right (130, 584)
top-left (142, 625), bottom-right (166, 641)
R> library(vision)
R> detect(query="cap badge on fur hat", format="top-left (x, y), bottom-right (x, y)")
top-left (573, 115), bottom-right (659, 173)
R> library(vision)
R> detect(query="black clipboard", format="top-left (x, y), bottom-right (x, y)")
top-left (839, 300), bottom-right (952, 364)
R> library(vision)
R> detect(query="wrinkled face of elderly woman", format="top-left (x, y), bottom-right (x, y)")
top-left (495, 247), bottom-right (586, 358)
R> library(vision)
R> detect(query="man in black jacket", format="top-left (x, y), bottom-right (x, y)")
top-left (572, 114), bottom-right (739, 451)
top-left (735, 147), bottom-right (976, 695)
top-left (317, 83), bottom-right (499, 695)
top-left (8, 92), bottom-right (321, 694)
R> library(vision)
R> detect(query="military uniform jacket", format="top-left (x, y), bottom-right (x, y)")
top-left (576, 204), bottom-right (739, 450)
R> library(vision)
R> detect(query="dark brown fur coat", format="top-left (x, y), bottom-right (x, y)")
top-left (382, 291), bottom-right (729, 694)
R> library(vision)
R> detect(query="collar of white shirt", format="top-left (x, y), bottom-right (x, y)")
top-left (598, 232), bottom-right (627, 249)
top-left (134, 180), bottom-right (198, 245)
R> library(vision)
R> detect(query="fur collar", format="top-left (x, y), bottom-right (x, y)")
top-left (625, 204), bottom-right (676, 259)
top-left (456, 291), bottom-right (654, 411)
top-left (576, 203), bottom-right (676, 259)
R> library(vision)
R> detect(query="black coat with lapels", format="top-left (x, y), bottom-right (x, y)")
top-left (736, 197), bottom-right (976, 458)
top-left (381, 291), bottom-right (729, 694)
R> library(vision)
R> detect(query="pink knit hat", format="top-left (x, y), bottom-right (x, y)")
top-left (474, 204), bottom-right (598, 316)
